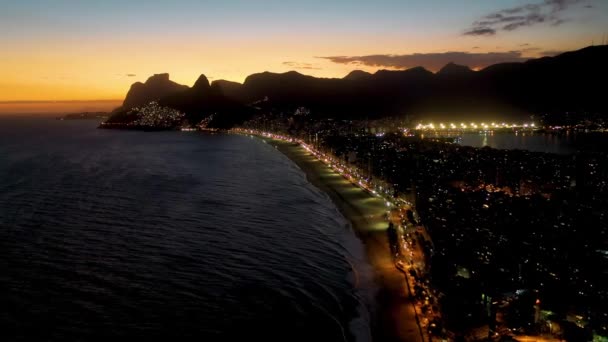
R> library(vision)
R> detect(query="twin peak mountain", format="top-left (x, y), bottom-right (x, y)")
top-left (112, 45), bottom-right (608, 128)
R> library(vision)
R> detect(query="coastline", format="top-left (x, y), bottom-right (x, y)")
top-left (265, 138), bottom-right (423, 342)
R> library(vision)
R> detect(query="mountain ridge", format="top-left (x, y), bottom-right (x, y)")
top-left (120, 73), bottom-right (189, 110)
top-left (107, 45), bottom-right (608, 128)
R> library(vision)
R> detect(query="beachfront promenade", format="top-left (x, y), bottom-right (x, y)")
top-left (234, 129), bottom-right (428, 342)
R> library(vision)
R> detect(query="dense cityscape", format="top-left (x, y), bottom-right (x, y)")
top-left (94, 85), bottom-right (608, 341)
top-left (237, 111), bottom-right (608, 342)
top-left (95, 93), bottom-right (608, 341)
top-left (100, 101), bottom-right (186, 129)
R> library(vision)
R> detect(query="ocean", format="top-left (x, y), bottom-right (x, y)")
top-left (0, 117), bottom-right (374, 341)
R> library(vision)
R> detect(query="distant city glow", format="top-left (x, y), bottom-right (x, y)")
top-left (414, 121), bottom-right (537, 131)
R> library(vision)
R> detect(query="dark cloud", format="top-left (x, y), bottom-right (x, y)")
top-left (472, 46), bottom-right (480, 49)
top-left (318, 51), bottom-right (529, 72)
top-left (520, 43), bottom-right (530, 46)
top-left (463, 27), bottom-right (496, 36)
top-left (464, 0), bottom-right (587, 35)
top-left (126, 73), bottom-right (136, 77)
top-left (282, 61), bottom-right (321, 70)
top-left (546, 0), bottom-right (580, 12)
top-left (502, 13), bottom-right (546, 31)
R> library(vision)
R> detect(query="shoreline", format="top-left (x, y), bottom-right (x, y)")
top-left (265, 138), bottom-right (423, 342)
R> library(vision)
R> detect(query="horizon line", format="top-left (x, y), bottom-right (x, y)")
top-left (0, 99), bottom-right (122, 104)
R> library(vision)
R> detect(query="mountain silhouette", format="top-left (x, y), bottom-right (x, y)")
top-left (192, 74), bottom-right (211, 93)
top-left (107, 45), bottom-right (608, 128)
top-left (211, 80), bottom-right (244, 100)
top-left (157, 74), bottom-right (253, 128)
top-left (343, 70), bottom-right (372, 80)
top-left (120, 73), bottom-right (188, 110)
top-left (437, 63), bottom-right (474, 76)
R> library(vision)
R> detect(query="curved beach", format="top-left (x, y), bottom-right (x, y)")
top-left (267, 139), bottom-right (423, 342)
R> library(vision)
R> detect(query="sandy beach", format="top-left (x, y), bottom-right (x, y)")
top-left (267, 139), bottom-right (423, 342)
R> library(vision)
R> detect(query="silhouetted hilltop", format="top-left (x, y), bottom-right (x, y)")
top-left (373, 66), bottom-right (434, 81)
top-left (158, 74), bottom-right (253, 128)
top-left (437, 63), bottom-right (474, 76)
top-left (211, 80), bottom-right (244, 100)
top-left (121, 73), bottom-right (189, 109)
top-left (241, 71), bottom-right (344, 106)
top-left (343, 70), bottom-right (372, 80)
top-left (192, 74), bottom-right (211, 92)
top-left (474, 45), bottom-right (608, 115)
top-left (106, 45), bottom-right (608, 128)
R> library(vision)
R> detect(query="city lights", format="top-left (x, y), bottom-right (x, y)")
top-left (131, 101), bottom-right (185, 128)
top-left (413, 121), bottom-right (537, 132)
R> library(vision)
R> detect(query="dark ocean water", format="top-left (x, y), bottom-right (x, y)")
top-left (0, 117), bottom-right (373, 341)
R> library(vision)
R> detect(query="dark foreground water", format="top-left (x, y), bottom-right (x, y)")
top-left (0, 117), bottom-right (373, 341)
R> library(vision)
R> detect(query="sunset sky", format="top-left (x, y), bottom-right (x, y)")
top-left (1, 0), bottom-right (607, 112)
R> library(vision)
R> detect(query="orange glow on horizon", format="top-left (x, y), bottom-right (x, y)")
top-left (0, 100), bottom-right (123, 114)
top-left (0, 28), bottom-right (590, 110)
top-left (1, 0), bottom-right (603, 109)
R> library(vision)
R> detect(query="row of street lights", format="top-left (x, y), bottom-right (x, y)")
top-left (415, 122), bottom-right (536, 131)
